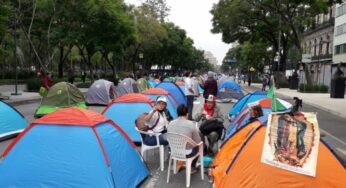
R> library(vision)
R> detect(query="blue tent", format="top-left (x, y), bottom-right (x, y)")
top-left (148, 80), bottom-right (158, 88)
top-left (102, 93), bottom-right (154, 142)
top-left (224, 107), bottom-right (271, 141)
top-left (218, 80), bottom-right (243, 94)
top-left (0, 101), bottom-right (28, 140)
top-left (217, 80), bottom-right (244, 101)
top-left (228, 91), bottom-right (267, 119)
top-left (155, 81), bottom-right (187, 106)
top-left (0, 108), bottom-right (148, 188)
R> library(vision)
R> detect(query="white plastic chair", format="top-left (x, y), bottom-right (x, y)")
top-left (136, 127), bottom-right (165, 171)
top-left (166, 133), bottom-right (204, 187)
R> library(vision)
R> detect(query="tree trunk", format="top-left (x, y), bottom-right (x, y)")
top-left (58, 45), bottom-right (64, 78)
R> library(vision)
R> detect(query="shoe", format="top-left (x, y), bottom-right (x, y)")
top-left (190, 167), bottom-right (198, 174)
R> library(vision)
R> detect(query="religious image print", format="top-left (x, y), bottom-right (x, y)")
top-left (261, 112), bottom-right (320, 177)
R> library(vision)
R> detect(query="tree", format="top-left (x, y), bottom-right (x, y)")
top-left (211, 0), bottom-right (341, 84)
top-left (142, 0), bottom-right (170, 23)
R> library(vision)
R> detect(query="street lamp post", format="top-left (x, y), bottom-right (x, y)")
top-left (11, 14), bottom-right (21, 96)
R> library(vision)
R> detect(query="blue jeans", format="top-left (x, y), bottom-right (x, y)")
top-left (143, 134), bottom-right (168, 146)
top-left (186, 146), bottom-right (199, 168)
top-left (186, 95), bottom-right (194, 120)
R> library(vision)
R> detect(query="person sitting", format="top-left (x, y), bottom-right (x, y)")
top-left (167, 104), bottom-right (201, 174)
top-left (194, 94), bottom-right (224, 155)
top-left (247, 104), bottom-right (264, 123)
top-left (143, 96), bottom-right (170, 146)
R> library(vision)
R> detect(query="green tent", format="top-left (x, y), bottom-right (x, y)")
top-left (137, 78), bottom-right (150, 92)
top-left (35, 82), bottom-right (87, 118)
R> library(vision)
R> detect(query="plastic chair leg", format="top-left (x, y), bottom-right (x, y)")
top-left (141, 148), bottom-right (146, 161)
top-left (186, 159), bottom-right (192, 187)
top-left (173, 159), bottom-right (177, 174)
top-left (167, 157), bottom-right (172, 183)
top-left (200, 154), bottom-right (204, 180)
top-left (160, 146), bottom-right (164, 171)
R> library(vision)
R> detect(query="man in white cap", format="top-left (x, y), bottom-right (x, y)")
top-left (143, 96), bottom-right (170, 145)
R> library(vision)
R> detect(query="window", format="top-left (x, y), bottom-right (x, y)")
top-left (336, 23), bottom-right (346, 36)
top-left (337, 4), bottom-right (346, 17)
top-left (335, 43), bottom-right (346, 55)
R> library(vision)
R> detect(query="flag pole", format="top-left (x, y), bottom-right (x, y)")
top-left (271, 76), bottom-right (277, 112)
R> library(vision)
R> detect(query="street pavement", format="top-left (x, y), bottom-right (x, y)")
top-left (1, 83), bottom-right (346, 187)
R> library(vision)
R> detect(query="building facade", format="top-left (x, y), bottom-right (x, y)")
top-left (301, 6), bottom-right (335, 87)
top-left (204, 51), bottom-right (219, 69)
top-left (333, 2), bottom-right (346, 75)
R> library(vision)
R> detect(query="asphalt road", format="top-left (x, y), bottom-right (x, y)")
top-left (1, 93), bottom-right (345, 187)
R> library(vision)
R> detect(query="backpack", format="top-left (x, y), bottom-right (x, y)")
top-left (135, 112), bottom-right (160, 132)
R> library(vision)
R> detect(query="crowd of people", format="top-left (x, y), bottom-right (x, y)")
top-left (137, 70), bottom-right (267, 175)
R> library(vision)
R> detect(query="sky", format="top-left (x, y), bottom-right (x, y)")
top-left (124, 0), bottom-right (230, 65)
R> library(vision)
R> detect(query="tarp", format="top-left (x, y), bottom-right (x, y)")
top-left (212, 123), bottom-right (346, 188)
top-left (0, 108), bottom-right (149, 188)
top-left (229, 91), bottom-right (267, 118)
top-left (155, 81), bottom-right (187, 106)
top-left (86, 79), bottom-right (115, 105)
top-left (102, 93), bottom-right (154, 142)
top-left (137, 78), bottom-right (150, 92)
top-left (0, 101), bottom-right (28, 140)
top-left (217, 80), bottom-right (244, 101)
top-left (143, 88), bottom-right (179, 119)
top-left (35, 82), bottom-right (87, 118)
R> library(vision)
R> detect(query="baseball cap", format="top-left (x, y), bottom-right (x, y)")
top-left (156, 96), bottom-right (167, 103)
top-left (207, 95), bottom-right (216, 102)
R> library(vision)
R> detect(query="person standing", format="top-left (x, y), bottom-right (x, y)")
top-left (168, 104), bottom-right (201, 173)
top-left (184, 71), bottom-right (195, 120)
top-left (81, 70), bottom-right (86, 83)
top-left (192, 73), bottom-right (200, 98)
top-left (201, 71), bottom-right (218, 102)
top-left (68, 68), bottom-right (75, 84)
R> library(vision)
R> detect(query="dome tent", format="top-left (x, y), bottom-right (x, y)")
top-left (86, 79), bottom-right (115, 105)
top-left (34, 82), bottom-right (87, 118)
top-left (0, 101), bottom-right (28, 141)
top-left (0, 108), bottom-right (149, 188)
top-left (102, 93), bottom-right (154, 142)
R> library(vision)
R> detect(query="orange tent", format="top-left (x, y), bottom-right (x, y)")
top-left (212, 124), bottom-right (346, 188)
top-left (211, 120), bottom-right (262, 187)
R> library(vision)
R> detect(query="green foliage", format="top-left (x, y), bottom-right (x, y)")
top-left (26, 78), bottom-right (41, 91)
top-left (211, 0), bottom-right (338, 73)
top-left (299, 84), bottom-right (329, 93)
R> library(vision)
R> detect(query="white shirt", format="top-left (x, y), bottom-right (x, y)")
top-left (184, 77), bottom-right (194, 96)
top-left (146, 110), bottom-right (168, 133)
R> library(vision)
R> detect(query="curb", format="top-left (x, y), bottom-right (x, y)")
top-left (8, 98), bottom-right (42, 107)
top-left (5, 89), bottom-right (88, 107)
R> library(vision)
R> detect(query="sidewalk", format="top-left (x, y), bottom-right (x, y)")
top-left (0, 84), bottom-right (88, 106)
top-left (242, 83), bottom-right (346, 119)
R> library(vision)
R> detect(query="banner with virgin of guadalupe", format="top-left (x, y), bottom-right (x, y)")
top-left (261, 112), bottom-right (320, 177)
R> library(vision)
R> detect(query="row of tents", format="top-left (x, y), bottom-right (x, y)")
top-left (0, 80), bottom-right (190, 187)
top-left (209, 91), bottom-right (346, 187)
top-left (0, 79), bottom-right (193, 187)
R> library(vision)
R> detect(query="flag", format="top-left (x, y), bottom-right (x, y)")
top-left (267, 86), bottom-right (291, 112)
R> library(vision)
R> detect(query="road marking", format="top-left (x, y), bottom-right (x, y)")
top-left (320, 128), bottom-right (346, 146)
